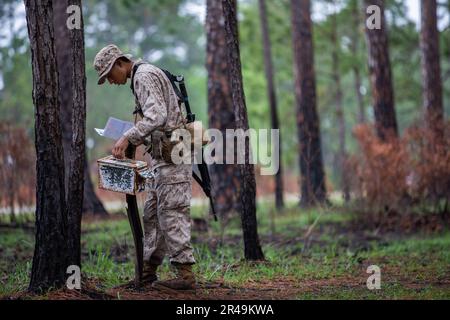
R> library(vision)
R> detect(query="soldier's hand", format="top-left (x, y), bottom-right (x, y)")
top-left (112, 136), bottom-right (129, 159)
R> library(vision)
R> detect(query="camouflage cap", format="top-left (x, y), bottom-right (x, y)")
top-left (93, 44), bottom-right (132, 85)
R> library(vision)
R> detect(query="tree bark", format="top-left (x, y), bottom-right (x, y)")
top-left (291, 0), bottom-right (327, 207)
top-left (53, 0), bottom-right (108, 217)
top-left (53, 0), bottom-right (72, 196)
top-left (258, 0), bottom-right (284, 209)
top-left (420, 0), bottom-right (444, 135)
top-left (25, 0), bottom-right (69, 293)
top-left (206, 0), bottom-right (241, 219)
top-left (221, 0), bottom-right (264, 261)
top-left (330, 7), bottom-right (350, 203)
top-left (363, 0), bottom-right (398, 141)
top-left (65, 0), bottom-right (87, 267)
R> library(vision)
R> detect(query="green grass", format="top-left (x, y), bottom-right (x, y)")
top-left (0, 202), bottom-right (449, 299)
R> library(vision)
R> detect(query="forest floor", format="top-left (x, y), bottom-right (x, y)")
top-left (1, 201), bottom-right (449, 300)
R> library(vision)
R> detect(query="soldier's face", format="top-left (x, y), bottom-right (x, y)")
top-left (106, 62), bottom-right (127, 85)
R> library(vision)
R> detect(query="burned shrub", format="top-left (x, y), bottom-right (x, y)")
top-left (349, 122), bottom-right (449, 225)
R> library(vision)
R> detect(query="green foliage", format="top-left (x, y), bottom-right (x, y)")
top-left (237, 0), bottom-right (450, 187)
top-left (240, 0), bottom-right (298, 168)
top-left (0, 44), bottom-right (33, 129)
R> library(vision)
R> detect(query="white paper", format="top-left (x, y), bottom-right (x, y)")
top-left (95, 117), bottom-right (134, 140)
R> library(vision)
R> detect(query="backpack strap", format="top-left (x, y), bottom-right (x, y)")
top-left (158, 68), bottom-right (185, 102)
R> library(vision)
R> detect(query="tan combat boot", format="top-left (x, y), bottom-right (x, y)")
top-left (152, 263), bottom-right (196, 292)
top-left (142, 262), bottom-right (159, 285)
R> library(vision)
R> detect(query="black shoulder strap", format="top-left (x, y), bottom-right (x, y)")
top-left (130, 62), bottom-right (186, 102)
top-left (159, 68), bottom-right (185, 102)
top-left (159, 68), bottom-right (195, 123)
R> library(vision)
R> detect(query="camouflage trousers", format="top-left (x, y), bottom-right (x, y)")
top-left (143, 163), bottom-right (196, 265)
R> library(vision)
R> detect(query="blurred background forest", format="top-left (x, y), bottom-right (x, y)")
top-left (0, 0), bottom-right (449, 203)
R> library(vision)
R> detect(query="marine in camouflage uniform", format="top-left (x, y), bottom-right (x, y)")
top-left (94, 44), bottom-right (196, 291)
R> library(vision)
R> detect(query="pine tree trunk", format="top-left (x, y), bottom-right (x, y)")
top-left (54, 0), bottom-right (108, 217)
top-left (420, 0), bottom-right (444, 135)
top-left (351, 0), bottom-right (366, 123)
top-left (353, 66), bottom-right (365, 123)
top-left (221, 0), bottom-right (264, 261)
top-left (8, 168), bottom-right (15, 223)
top-left (258, 0), bottom-right (284, 209)
top-left (206, 0), bottom-right (241, 219)
top-left (291, 0), bottom-right (327, 207)
top-left (331, 9), bottom-right (350, 203)
top-left (25, 0), bottom-right (69, 293)
top-left (53, 0), bottom-right (72, 196)
top-left (66, 0), bottom-right (87, 267)
top-left (364, 0), bottom-right (398, 141)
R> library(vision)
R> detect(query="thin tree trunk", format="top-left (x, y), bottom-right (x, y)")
top-left (25, 0), bottom-right (69, 293)
top-left (6, 128), bottom-right (16, 223)
top-left (206, 0), bottom-right (241, 220)
top-left (221, 0), bottom-right (264, 261)
top-left (54, 0), bottom-right (107, 217)
top-left (53, 0), bottom-right (72, 196)
top-left (350, 0), bottom-right (366, 123)
top-left (8, 168), bottom-right (15, 223)
top-left (330, 6), bottom-right (350, 203)
top-left (258, 0), bottom-right (284, 209)
top-left (363, 0), bottom-right (398, 141)
top-left (291, 0), bottom-right (327, 207)
top-left (420, 0), bottom-right (444, 135)
top-left (66, 0), bottom-right (87, 267)
top-left (354, 67), bottom-right (365, 123)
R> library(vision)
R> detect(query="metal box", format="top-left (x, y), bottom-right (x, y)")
top-left (97, 156), bottom-right (149, 195)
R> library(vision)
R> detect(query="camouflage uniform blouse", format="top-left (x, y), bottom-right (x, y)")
top-left (124, 62), bottom-right (186, 170)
